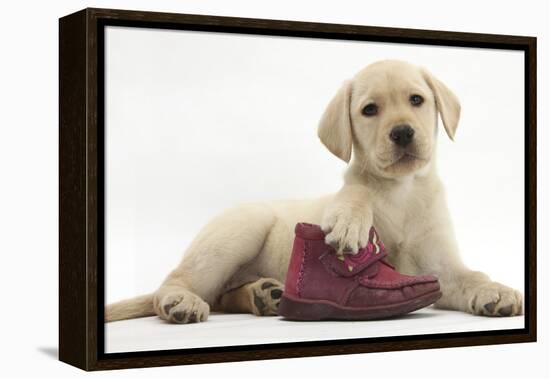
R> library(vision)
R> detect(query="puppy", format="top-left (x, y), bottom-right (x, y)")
top-left (106, 60), bottom-right (523, 324)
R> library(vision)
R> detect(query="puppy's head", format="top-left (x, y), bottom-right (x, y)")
top-left (318, 60), bottom-right (460, 178)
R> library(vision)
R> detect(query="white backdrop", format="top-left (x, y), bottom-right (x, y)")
top-left (1, 1), bottom-right (547, 378)
top-left (105, 27), bottom-right (525, 304)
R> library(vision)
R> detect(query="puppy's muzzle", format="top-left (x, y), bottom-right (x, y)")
top-left (389, 125), bottom-right (415, 147)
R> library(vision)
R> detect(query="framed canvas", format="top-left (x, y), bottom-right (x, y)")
top-left (59, 8), bottom-right (537, 371)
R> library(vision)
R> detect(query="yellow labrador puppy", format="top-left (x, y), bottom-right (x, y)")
top-left (106, 60), bottom-right (523, 324)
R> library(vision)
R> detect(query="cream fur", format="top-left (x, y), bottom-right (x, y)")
top-left (106, 60), bottom-right (523, 323)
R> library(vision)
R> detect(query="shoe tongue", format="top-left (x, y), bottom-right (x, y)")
top-left (345, 227), bottom-right (386, 265)
top-left (322, 227), bottom-right (388, 277)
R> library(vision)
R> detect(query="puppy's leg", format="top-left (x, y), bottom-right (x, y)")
top-left (322, 184), bottom-right (373, 254)
top-left (154, 204), bottom-right (276, 324)
top-left (405, 230), bottom-right (523, 317)
top-left (437, 270), bottom-right (523, 317)
top-left (217, 278), bottom-right (284, 316)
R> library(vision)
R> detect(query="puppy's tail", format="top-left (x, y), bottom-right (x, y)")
top-left (105, 293), bottom-right (155, 322)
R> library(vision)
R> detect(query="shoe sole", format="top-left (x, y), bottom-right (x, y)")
top-left (278, 289), bottom-right (442, 321)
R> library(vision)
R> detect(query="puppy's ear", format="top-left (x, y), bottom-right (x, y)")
top-left (318, 80), bottom-right (353, 162)
top-left (423, 70), bottom-right (461, 140)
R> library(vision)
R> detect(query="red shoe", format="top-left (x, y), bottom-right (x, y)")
top-left (278, 223), bottom-right (442, 320)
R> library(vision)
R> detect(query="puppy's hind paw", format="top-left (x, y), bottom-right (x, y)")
top-left (249, 278), bottom-right (284, 316)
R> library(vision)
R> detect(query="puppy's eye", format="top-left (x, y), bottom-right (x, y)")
top-left (362, 103), bottom-right (378, 117)
top-left (410, 94), bottom-right (424, 106)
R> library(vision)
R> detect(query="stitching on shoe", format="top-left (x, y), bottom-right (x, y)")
top-left (359, 276), bottom-right (436, 289)
top-left (296, 240), bottom-right (308, 297)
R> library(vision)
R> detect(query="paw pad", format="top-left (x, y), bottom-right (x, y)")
top-left (498, 305), bottom-right (513, 317)
top-left (270, 289), bottom-right (282, 299)
top-left (173, 311), bottom-right (187, 322)
top-left (484, 302), bottom-right (497, 314)
top-left (253, 292), bottom-right (266, 313)
top-left (163, 299), bottom-right (180, 317)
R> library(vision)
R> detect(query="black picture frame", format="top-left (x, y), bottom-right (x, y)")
top-left (59, 7), bottom-right (537, 371)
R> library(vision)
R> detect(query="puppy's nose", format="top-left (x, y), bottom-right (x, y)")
top-left (389, 125), bottom-right (415, 147)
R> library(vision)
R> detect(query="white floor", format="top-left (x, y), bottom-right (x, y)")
top-left (105, 307), bottom-right (524, 353)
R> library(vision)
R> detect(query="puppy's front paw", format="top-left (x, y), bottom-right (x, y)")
top-left (155, 290), bottom-right (210, 323)
top-left (321, 208), bottom-right (373, 254)
top-left (469, 282), bottom-right (523, 317)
